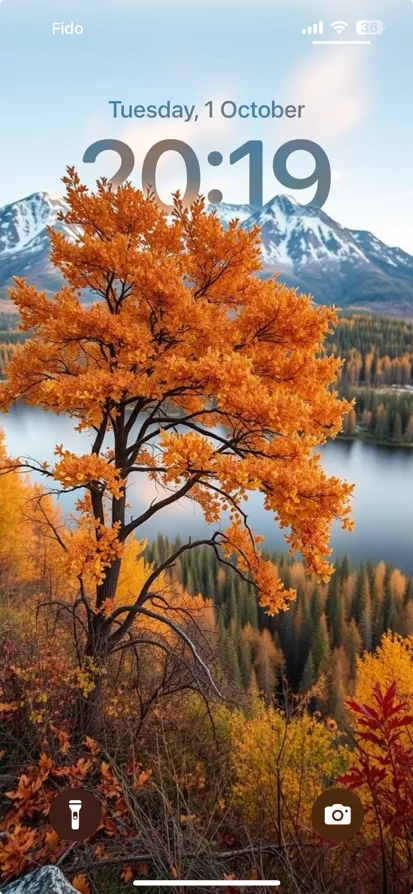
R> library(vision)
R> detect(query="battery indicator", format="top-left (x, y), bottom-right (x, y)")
top-left (356, 20), bottom-right (385, 35)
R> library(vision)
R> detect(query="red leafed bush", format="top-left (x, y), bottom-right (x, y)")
top-left (338, 682), bottom-right (413, 893)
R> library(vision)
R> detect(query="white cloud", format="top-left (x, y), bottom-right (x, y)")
top-left (286, 46), bottom-right (368, 142)
top-left (129, 475), bottom-right (198, 518)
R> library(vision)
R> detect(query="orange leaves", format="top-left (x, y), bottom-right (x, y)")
top-left (71, 874), bottom-right (91, 894)
top-left (0, 703), bottom-right (17, 714)
top-left (6, 753), bottom-right (52, 802)
top-left (222, 520), bottom-right (296, 615)
top-left (53, 449), bottom-right (124, 499)
top-left (100, 597), bottom-right (115, 618)
top-left (84, 736), bottom-right (100, 755)
top-left (50, 756), bottom-right (93, 784)
top-left (134, 768), bottom-right (152, 789)
top-left (0, 824), bottom-right (36, 879)
top-left (159, 431), bottom-right (215, 481)
top-left (56, 730), bottom-right (71, 755)
top-left (62, 520), bottom-right (123, 586)
top-left (0, 742), bottom-right (153, 882)
top-left (6, 773), bottom-right (39, 803)
top-left (174, 192), bottom-right (262, 301)
top-left (38, 753), bottom-right (53, 779)
top-left (120, 866), bottom-right (134, 884)
top-left (44, 829), bottom-right (59, 850)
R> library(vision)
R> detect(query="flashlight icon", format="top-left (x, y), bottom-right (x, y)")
top-left (68, 799), bottom-right (82, 831)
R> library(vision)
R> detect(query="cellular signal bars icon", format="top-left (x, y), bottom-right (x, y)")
top-left (302, 21), bottom-right (324, 35)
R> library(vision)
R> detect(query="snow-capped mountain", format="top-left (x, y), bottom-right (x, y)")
top-left (206, 201), bottom-right (253, 227)
top-left (0, 192), bottom-right (74, 300)
top-left (1, 191), bottom-right (413, 317)
top-left (0, 192), bottom-right (66, 255)
top-left (210, 195), bottom-right (413, 317)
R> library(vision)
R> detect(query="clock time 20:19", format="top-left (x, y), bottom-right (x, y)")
top-left (83, 138), bottom-right (331, 211)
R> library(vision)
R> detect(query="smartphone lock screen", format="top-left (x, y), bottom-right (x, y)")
top-left (0, 2), bottom-right (412, 893)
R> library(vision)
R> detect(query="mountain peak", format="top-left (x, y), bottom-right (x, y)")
top-left (266, 194), bottom-right (303, 213)
top-left (0, 191), bottom-right (67, 257)
top-left (1, 190), bottom-right (66, 213)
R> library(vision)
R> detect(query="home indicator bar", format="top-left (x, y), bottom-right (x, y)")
top-left (133, 883), bottom-right (281, 888)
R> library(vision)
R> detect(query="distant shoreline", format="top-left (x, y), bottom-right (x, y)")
top-left (336, 431), bottom-right (413, 449)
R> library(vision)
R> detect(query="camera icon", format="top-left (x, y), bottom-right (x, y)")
top-left (313, 789), bottom-right (363, 841)
top-left (324, 803), bottom-right (352, 825)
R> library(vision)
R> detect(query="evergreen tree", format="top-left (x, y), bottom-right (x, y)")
top-left (300, 601), bottom-right (314, 672)
top-left (404, 578), bottom-right (413, 607)
top-left (312, 613), bottom-right (330, 676)
top-left (227, 579), bottom-right (238, 627)
top-left (300, 650), bottom-right (316, 692)
top-left (217, 608), bottom-right (226, 641)
top-left (311, 587), bottom-right (323, 623)
top-left (186, 569), bottom-right (195, 596)
top-left (345, 619), bottom-right (362, 682)
top-left (204, 563), bottom-right (215, 601)
top-left (354, 566), bottom-right (367, 624)
top-left (142, 534), bottom-right (413, 716)
top-left (327, 571), bottom-right (345, 648)
top-left (339, 554), bottom-right (350, 583)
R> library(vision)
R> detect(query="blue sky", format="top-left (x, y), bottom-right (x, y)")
top-left (0, 0), bottom-right (413, 249)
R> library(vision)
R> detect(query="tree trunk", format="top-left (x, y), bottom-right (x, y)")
top-left (73, 612), bottom-right (110, 741)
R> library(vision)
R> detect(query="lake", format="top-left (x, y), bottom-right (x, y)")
top-left (1, 404), bottom-right (413, 573)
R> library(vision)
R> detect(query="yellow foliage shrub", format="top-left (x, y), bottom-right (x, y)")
top-left (355, 632), bottom-right (413, 709)
top-left (228, 701), bottom-right (348, 838)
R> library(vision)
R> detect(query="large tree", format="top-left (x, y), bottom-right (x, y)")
top-left (0, 170), bottom-right (353, 734)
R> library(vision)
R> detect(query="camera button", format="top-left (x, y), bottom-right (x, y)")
top-left (312, 787), bottom-right (364, 843)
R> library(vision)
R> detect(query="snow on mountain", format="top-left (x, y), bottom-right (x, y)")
top-left (212, 195), bottom-right (371, 270)
top-left (211, 195), bottom-right (413, 316)
top-left (1, 191), bottom-right (413, 317)
top-left (0, 192), bottom-right (78, 300)
top-left (351, 229), bottom-right (413, 272)
top-left (0, 192), bottom-right (68, 255)
top-left (206, 201), bottom-right (253, 227)
top-left (243, 195), bottom-right (368, 268)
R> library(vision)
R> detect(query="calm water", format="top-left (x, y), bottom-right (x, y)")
top-left (1, 404), bottom-right (413, 572)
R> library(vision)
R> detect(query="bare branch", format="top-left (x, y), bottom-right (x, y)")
top-left (108, 601), bottom-right (222, 698)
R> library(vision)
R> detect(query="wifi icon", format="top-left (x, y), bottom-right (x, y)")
top-left (331, 20), bottom-right (349, 34)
